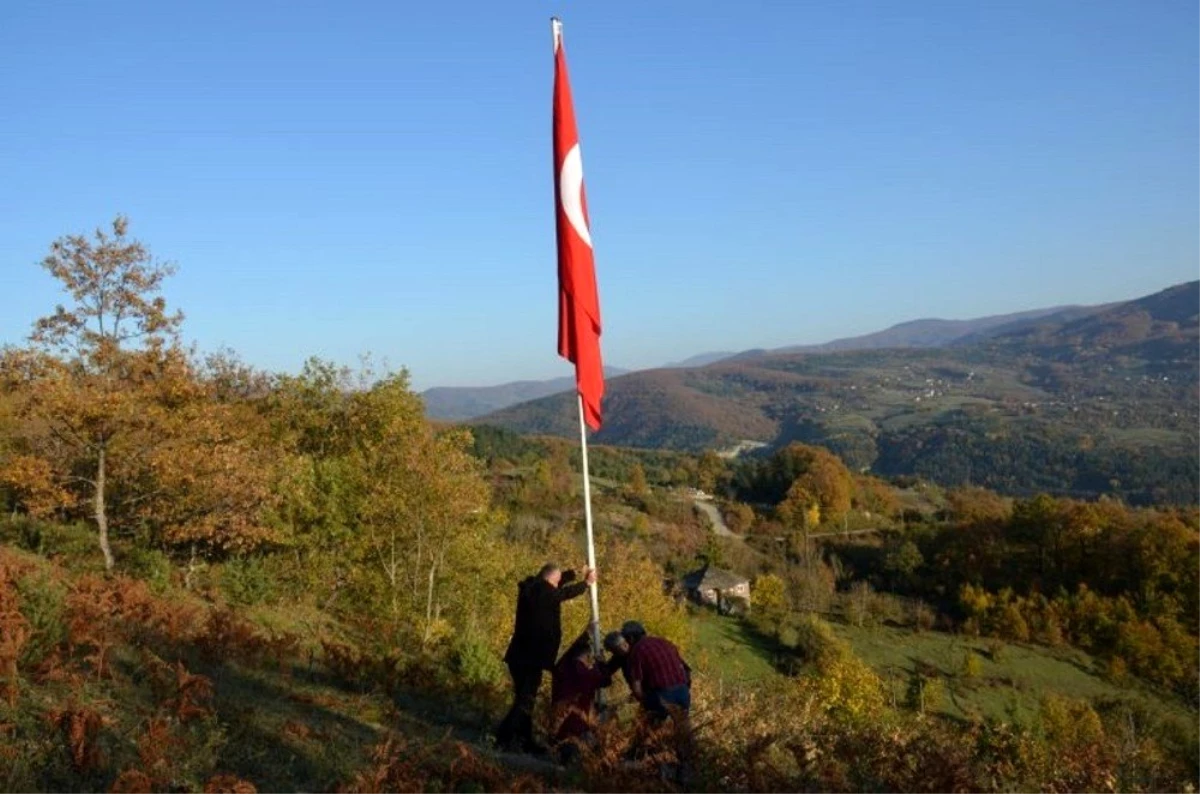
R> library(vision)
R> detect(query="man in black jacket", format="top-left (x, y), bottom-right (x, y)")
top-left (495, 562), bottom-right (596, 754)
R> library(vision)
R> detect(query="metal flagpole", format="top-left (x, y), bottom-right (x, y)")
top-left (555, 18), bottom-right (607, 708)
top-left (576, 393), bottom-right (603, 658)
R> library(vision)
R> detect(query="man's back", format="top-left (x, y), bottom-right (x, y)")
top-left (505, 575), bottom-right (587, 670)
top-left (628, 635), bottom-right (688, 691)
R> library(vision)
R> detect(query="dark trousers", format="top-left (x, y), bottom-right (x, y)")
top-left (496, 662), bottom-right (543, 751)
top-left (644, 684), bottom-right (691, 723)
top-left (641, 684), bottom-right (694, 780)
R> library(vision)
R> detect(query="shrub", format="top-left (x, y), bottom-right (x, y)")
top-left (452, 635), bottom-right (506, 690)
top-left (869, 592), bottom-right (906, 625)
top-left (3, 516), bottom-right (49, 553)
top-left (998, 603), bottom-right (1031, 642)
top-left (905, 671), bottom-right (944, 714)
top-left (808, 646), bottom-right (887, 721)
top-left (1106, 655), bottom-right (1128, 683)
top-left (15, 572), bottom-right (67, 669)
top-left (218, 556), bottom-right (278, 607)
top-left (790, 562), bottom-right (835, 614)
top-left (123, 547), bottom-right (173, 594)
top-left (790, 613), bottom-right (851, 671)
top-left (962, 651), bottom-right (984, 679)
top-left (912, 600), bottom-right (936, 632)
top-left (778, 622), bottom-right (800, 651)
top-left (1, 570), bottom-right (31, 708)
top-left (844, 581), bottom-right (876, 628)
top-left (7, 520), bottom-right (96, 563)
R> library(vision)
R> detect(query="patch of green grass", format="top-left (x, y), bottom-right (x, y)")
top-left (687, 608), bottom-right (779, 684)
top-left (831, 622), bottom-right (1194, 728)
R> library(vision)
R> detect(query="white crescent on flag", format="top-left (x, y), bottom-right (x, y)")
top-left (559, 143), bottom-right (592, 249)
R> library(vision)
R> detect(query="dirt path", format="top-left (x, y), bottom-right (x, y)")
top-left (693, 498), bottom-right (739, 538)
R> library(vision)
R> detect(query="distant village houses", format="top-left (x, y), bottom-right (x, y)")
top-left (683, 565), bottom-right (751, 615)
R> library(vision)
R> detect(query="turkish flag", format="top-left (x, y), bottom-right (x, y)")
top-left (553, 18), bottom-right (604, 431)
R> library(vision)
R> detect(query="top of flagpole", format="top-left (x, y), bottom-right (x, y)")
top-left (551, 17), bottom-right (563, 52)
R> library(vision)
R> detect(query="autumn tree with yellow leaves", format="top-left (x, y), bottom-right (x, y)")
top-left (1, 218), bottom-right (279, 568)
top-left (344, 374), bottom-right (493, 646)
top-left (1, 217), bottom-right (187, 569)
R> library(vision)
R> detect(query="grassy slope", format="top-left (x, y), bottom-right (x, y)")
top-left (687, 607), bottom-right (777, 684)
top-left (0, 540), bottom-right (506, 792)
top-left (686, 607), bottom-right (1194, 732)
top-left (831, 623), bottom-right (1193, 726)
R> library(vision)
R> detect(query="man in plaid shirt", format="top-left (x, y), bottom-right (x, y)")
top-left (620, 621), bottom-right (691, 722)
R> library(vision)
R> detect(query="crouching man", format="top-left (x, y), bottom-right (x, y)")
top-left (620, 621), bottom-right (694, 782)
top-left (621, 621), bottom-right (690, 721)
top-left (549, 624), bottom-right (614, 764)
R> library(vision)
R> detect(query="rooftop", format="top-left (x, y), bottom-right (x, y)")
top-left (683, 565), bottom-right (749, 591)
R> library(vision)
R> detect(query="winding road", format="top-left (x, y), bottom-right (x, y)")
top-left (692, 497), bottom-right (739, 538)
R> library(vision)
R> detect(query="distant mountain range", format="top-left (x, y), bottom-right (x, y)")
top-left (475, 282), bottom-right (1199, 504)
top-left (421, 299), bottom-right (1117, 421)
top-left (663, 351), bottom-right (740, 368)
top-left (420, 367), bottom-right (630, 421)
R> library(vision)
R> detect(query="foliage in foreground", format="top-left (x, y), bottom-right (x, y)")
top-left (2, 540), bottom-right (1197, 793)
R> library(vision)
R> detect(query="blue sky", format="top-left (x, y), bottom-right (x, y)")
top-left (2, 1), bottom-right (1196, 390)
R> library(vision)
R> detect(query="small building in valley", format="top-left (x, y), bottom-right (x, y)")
top-left (683, 565), bottom-right (751, 615)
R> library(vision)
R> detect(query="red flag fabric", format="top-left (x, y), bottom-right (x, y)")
top-left (553, 19), bottom-right (604, 431)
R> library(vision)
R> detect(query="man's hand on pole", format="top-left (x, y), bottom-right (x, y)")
top-left (583, 567), bottom-right (597, 585)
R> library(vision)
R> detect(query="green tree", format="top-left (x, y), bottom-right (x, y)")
top-left (884, 540), bottom-right (924, 589)
top-left (779, 481), bottom-right (820, 567)
top-left (344, 374), bottom-right (492, 646)
top-left (696, 450), bottom-right (725, 493)
top-left (627, 463), bottom-right (649, 499)
top-left (906, 672), bottom-right (944, 714)
top-left (263, 359), bottom-right (362, 555)
top-left (945, 485), bottom-right (1012, 525)
top-left (751, 573), bottom-right (789, 636)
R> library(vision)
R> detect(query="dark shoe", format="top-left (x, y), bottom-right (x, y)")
top-left (495, 736), bottom-right (522, 754)
top-left (556, 742), bottom-right (581, 767)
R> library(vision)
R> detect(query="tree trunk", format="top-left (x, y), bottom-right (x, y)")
top-left (422, 558), bottom-right (439, 647)
top-left (802, 520), bottom-right (811, 573)
top-left (185, 545), bottom-right (199, 590)
top-left (96, 446), bottom-right (114, 572)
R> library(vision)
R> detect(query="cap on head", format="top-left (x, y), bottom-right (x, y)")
top-left (620, 620), bottom-right (646, 642)
top-left (603, 631), bottom-right (627, 653)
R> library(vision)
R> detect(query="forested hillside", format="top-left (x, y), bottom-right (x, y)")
top-left (482, 282), bottom-right (1199, 505)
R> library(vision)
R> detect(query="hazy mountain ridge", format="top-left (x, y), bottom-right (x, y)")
top-left (775, 305), bottom-right (1092, 353)
top-left (479, 282), bottom-right (1199, 504)
top-left (421, 367), bottom-right (629, 420)
top-left (423, 300), bottom-right (1117, 420)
